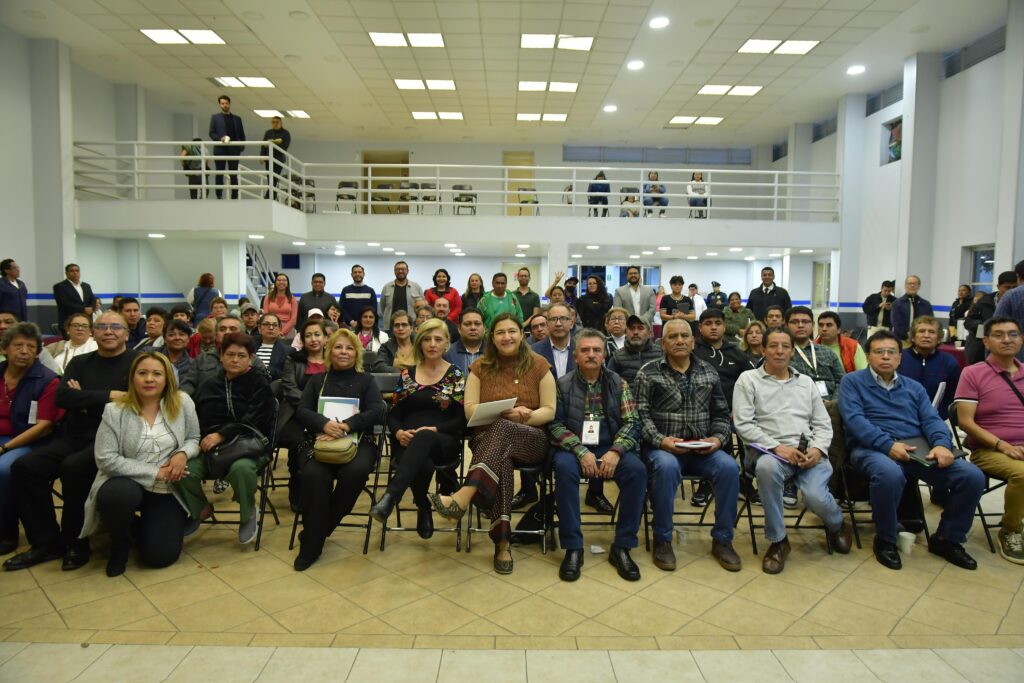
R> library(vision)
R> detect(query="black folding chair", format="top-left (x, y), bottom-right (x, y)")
top-left (949, 401), bottom-right (1006, 553)
top-left (466, 461), bottom-right (553, 553)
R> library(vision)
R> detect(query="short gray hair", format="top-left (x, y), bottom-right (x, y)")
top-left (574, 327), bottom-right (606, 351)
top-left (1, 322), bottom-right (43, 355)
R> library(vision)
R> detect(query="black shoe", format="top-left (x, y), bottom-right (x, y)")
top-left (585, 492), bottom-right (615, 515)
top-left (0, 532), bottom-right (18, 556)
top-left (691, 481), bottom-right (711, 507)
top-left (293, 552), bottom-right (318, 572)
top-left (609, 545), bottom-right (641, 581)
top-left (106, 544), bottom-right (131, 577)
top-left (2, 545), bottom-right (63, 571)
top-left (782, 481), bottom-right (798, 509)
top-left (369, 492), bottom-right (396, 524)
top-left (928, 537), bottom-right (977, 570)
top-left (62, 545), bottom-right (91, 571)
top-left (416, 506), bottom-right (434, 540)
top-left (510, 488), bottom-right (538, 511)
top-left (559, 548), bottom-right (583, 581)
top-left (873, 537), bottom-right (902, 570)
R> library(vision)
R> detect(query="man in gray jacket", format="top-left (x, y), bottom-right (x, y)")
top-left (379, 260), bottom-right (424, 331)
top-left (613, 266), bottom-right (657, 325)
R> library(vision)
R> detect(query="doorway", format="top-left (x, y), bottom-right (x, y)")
top-left (362, 150), bottom-right (409, 214)
top-left (812, 261), bottom-right (831, 310)
top-left (503, 151), bottom-right (535, 216)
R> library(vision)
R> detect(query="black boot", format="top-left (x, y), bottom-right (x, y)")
top-left (416, 506), bottom-right (434, 540)
top-left (369, 492), bottom-right (396, 524)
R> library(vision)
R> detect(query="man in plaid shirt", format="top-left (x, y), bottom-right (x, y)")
top-left (635, 319), bottom-right (743, 573)
top-left (548, 329), bottom-right (647, 583)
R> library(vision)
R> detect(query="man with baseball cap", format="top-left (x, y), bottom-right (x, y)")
top-left (240, 302), bottom-right (260, 337)
top-left (609, 315), bottom-right (662, 388)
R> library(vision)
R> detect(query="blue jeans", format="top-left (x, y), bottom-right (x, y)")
top-left (646, 448), bottom-right (739, 543)
top-left (553, 449), bottom-right (646, 550)
top-left (0, 436), bottom-right (33, 535)
top-left (643, 196), bottom-right (668, 207)
top-left (755, 455), bottom-right (843, 543)
top-left (850, 446), bottom-right (985, 544)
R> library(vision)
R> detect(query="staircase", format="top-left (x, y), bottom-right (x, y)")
top-left (245, 242), bottom-right (276, 305)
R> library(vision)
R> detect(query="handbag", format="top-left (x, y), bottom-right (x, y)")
top-left (312, 373), bottom-right (360, 464)
top-left (203, 385), bottom-right (270, 478)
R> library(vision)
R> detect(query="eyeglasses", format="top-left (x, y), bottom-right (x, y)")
top-left (260, 322), bottom-right (279, 328)
top-left (68, 323), bottom-right (91, 330)
top-left (608, 317), bottom-right (627, 323)
top-left (94, 323), bottom-right (124, 332)
top-left (549, 316), bottom-right (571, 324)
top-left (988, 332), bottom-right (1021, 341)
top-left (870, 348), bottom-right (901, 357)
top-left (393, 322), bottom-right (411, 329)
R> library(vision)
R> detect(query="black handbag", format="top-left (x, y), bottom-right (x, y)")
top-left (204, 423), bottom-right (269, 479)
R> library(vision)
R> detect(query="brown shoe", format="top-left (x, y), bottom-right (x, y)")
top-left (762, 538), bottom-right (791, 574)
top-left (712, 539), bottom-right (743, 572)
top-left (828, 521), bottom-right (852, 554)
top-left (652, 539), bottom-right (677, 571)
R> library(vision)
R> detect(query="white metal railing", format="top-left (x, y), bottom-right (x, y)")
top-left (72, 141), bottom-right (840, 221)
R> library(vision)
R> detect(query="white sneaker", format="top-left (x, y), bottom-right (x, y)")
top-left (238, 508), bottom-right (259, 545)
top-left (998, 529), bottom-right (1024, 565)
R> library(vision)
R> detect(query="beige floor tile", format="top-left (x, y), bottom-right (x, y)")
top-left (577, 636), bottom-right (659, 650)
top-left (803, 595), bottom-right (900, 636)
top-left (608, 650), bottom-right (705, 682)
top-left (7, 612), bottom-right (66, 630)
top-left (163, 644), bottom-right (274, 683)
top-left (813, 635), bottom-right (897, 650)
top-left (854, 648), bottom-right (968, 683)
top-left (693, 649), bottom-right (792, 683)
top-left (166, 631), bottom-right (254, 646)
top-left (491, 555), bottom-right (563, 593)
top-left (437, 649), bottom-right (525, 683)
top-left (342, 617), bottom-right (404, 635)
top-left (210, 553), bottom-right (295, 591)
top-left (381, 593), bottom-right (494, 636)
top-left (561, 621), bottom-right (627, 637)
top-left (734, 574), bottom-right (827, 618)
top-left (0, 568), bottom-right (38, 597)
top-left (139, 570), bottom-right (234, 613)
top-left (774, 561), bottom-right (849, 594)
top-left (850, 559), bottom-right (939, 594)
top-left (999, 595), bottom-right (1024, 634)
top-left (674, 619), bottom-right (733, 636)
top-left (946, 552), bottom-right (1024, 593)
top-left (0, 588), bottom-right (55, 627)
top-left (342, 574), bottom-right (432, 613)
top-left (346, 647), bottom-right (441, 682)
top-left (87, 630), bottom-right (174, 645)
top-left (904, 595), bottom-right (1003, 635)
top-left (249, 633), bottom-right (334, 647)
top-left (494, 636), bottom-right (577, 650)
top-left (123, 557), bottom-right (205, 589)
top-left (273, 593), bottom-right (371, 633)
top-left (484, 594), bottom-right (586, 636)
top-left (774, 649), bottom-right (881, 683)
top-left (735, 635), bottom-right (818, 649)
top-left (1, 643), bottom-right (106, 682)
top-left (969, 634), bottom-right (1024, 647)
top-left (60, 590), bottom-right (158, 631)
top-left (0, 641), bottom-right (28, 665)
top-left (781, 619), bottom-right (844, 637)
top-left (677, 555), bottom-right (760, 593)
top-left (891, 618), bottom-right (953, 636)
top-left (364, 541), bottom-right (442, 572)
top-left (255, 646), bottom-right (357, 682)
top-left (935, 647), bottom-right (1024, 683)
top-left (228, 616), bottom-right (289, 634)
top-left (304, 553), bottom-right (392, 590)
top-left (182, 539), bottom-right (256, 568)
top-left (9, 628), bottom-right (95, 643)
top-left (656, 635), bottom-right (738, 650)
top-left (439, 574), bottom-right (532, 617)
top-left (829, 575), bottom-right (923, 618)
top-left (698, 595), bottom-right (797, 636)
top-left (525, 649), bottom-right (616, 683)
top-left (536, 575), bottom-right (632, 618)
top-left (73, 643), bottom-right (190, 682)
top-left (592, 595), bottom-right (691, 637)
top-left (889, 635), bottom-right (977, 649)
top-left (396, 555), bottom-right (483, 592)
top-left (637, 575), bottom-right (730, 617)
top-left (239, 573), bottom-right (331, 615)
top-left (414, 635), bottom-right (494, 649)
top-left (163, 592), bottom-right (266, 632)
top-left (446, 618), bottom-right (514, 636)
top-left (926, 573), bottom-right (1016, 616)
top-left (332, 634), bottom-right (415, 648)
top-left (27, 556), bottom-right (106, 587)
top-left (116, 614), bottom-right (178, 632)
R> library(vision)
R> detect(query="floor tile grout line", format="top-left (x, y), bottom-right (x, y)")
top-left (767, 649), bottom-right (797, 683)
top-left (155, 644), bottom-right (195, 683)
top-left (251, 644), bottom-right (276, 681)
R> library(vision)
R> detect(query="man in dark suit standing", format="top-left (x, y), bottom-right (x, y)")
top-left (862, 280), bottom-right (896, 333)
top-left (0, 259), bottom-right (28, 323)
top-left (262, 115), bottom-right (291, 200)
top-left (746, 266), bottom-right (792, 322)
top-left (52, 263), bottom-right (97, 332)
top-left (208, 94), bottom-right (246, 199)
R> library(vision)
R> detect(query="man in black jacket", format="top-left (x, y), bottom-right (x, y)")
top-left (693, 309), bottom-right (753, 410)
top-left (608, 315), bottom-right (662, 388)
top-left (208, 94), bottom-right (246, 199)
top-left (52, 264), bottom-right (97, 332)
top-left (862, 280), bottom-right (896, 332)
top-left (747, 267), bottom-right (792, 322)
top-left (964, 271), bottom-right (1018, 364)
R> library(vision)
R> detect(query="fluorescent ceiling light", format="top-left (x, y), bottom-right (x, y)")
top-left (730, 247), bottom-right (743, 252)
top-left (629, 254), bottom-right (640, 259)
top-left (140, 29), bottom-right (188, 44)
top-left (517, 244), bottom-right (530, 249)
top-left (586, 245), bottom-right (599, 250)
top-left (847, 64), bottom-right (866, 75)
top-left (178, 29), bottom-right (224, 44)
top-left (542, 113), bottom-right (567, 122)
top-left (518, 81), bottom-right (547, 91)
top-left (728, 85), bottom-right (762, 96)
top-left (449, 248), bottom-right (462, 253)
top-left (254, 109), bottom-right (284, 117)
top-left (292, 241), bottom-right (306, 246)
top-left (395, 79), bottom-right (425, 90)
top-left (148, 233), bottom-right (165, 238)
top-left (775, 40), bottom-right (819, 55)
top-left (571, 254), bottom-right (583, 258)
top-left (334, 250), bottom-right (346, 256)
top-left (455, 253), bottom-right (466, 257)
top-left (287, 110), bottom-right (310, 118)
top-left (626, 60), bottom-right (645, 70)
top-left (657, 246), bottom-right (671, 251)
top-left (738, 38), bottom-right (781, 54)
top-left (444, 243), bottom-right (457, 247)
top-left (407, 33), bottom-right (444, 47)
top-left (369, 32), bottom-right (407, 46)
top-left (769, 253), bottom-right (782, 257)
top-left (517, 113), bottom-right (541, 121)
top-left (706, 252), bottom-right (718, 256)
top-left (687, 256), bottom-right (698, 260)
top-left (382, 247), bottom-right (395, 252)
top-left (438, 111), bottom-right (463, 120)
top-left (515, 253), bottom-right (526, 258)
top-left (669, 115), bottom-right (696, 125)
top-left (744, 256), bottom-right (756, 261)
top-left (557, 35), bottom-right (594, 51)
top-left (411, 111), bottom-right (438, 120)
top-left (426, 79), bottom-right (456, 90)
top-left (368, 242), bottom-right (381, 246)
top-left (696, 116), bottom-right (723, 125)
top-left (548, 81), bottom-right (578, 93)
top-left (649, 17), bottom-right (670, 29)
top-left (521, 34), bottom-right (556, 49)
top-left (239, 76), bottom-right (274, 88)
top-left (215, 76), bottom-right (245, 87)
top-left (641, 250), bottom-right (653, 255)
top-left (248, 234), bottom-right (265, 239)
top-left (395, 251), bottom-right (406, 256)
top-left (698, 84), bottom-right (731, 95)
top-left (799, 249), bottom-right (814, 253)
top-left (603, 104), bottom-right (618, 113)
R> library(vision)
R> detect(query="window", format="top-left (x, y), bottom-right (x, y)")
top-left (970, 246), bottom-right (995, 293)
top-left (882, 117), bottom-right (902, 165)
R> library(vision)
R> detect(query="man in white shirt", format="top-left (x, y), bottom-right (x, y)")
top-left (613, 266), bottom-right (656, 325)
top-left (689, 284), bottom-right (707, 318)
top-left (52, 264), bottom-right (97, 333)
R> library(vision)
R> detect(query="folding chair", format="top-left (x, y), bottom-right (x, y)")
top-left (371, 183), bottom-right (394, 214)
top-left (949, 401), bottom-right (1006, 553)
top-left (466, 461), bottom-right (553, 553)
top-left (452, 184), bottom-right (477, 215)
top-left (335, 181), bottom-right (358, 213)
top-left (641, 473), bottom-right (720, 551)
top-left (417, 182), bottom-right (439, 214)
top-left (517, 187), bottom-right (539, 215)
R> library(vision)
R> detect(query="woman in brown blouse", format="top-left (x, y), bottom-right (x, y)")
top-left (428, 312), bottom-right (556, 574)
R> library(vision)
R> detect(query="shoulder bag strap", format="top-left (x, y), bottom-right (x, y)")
top-left (997, 370), bottom-right (1024, 408)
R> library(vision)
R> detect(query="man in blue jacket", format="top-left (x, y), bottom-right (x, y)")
top-left (208, 95), bottom-right (246, 199)
top-left (0, 259), bottom-right (29, 323)
top-left (890, 275), bottom-right (934, 344)
top-left (839, 330), bottom-right (984, 571)
top-left (897, 316), bottom-right (960, 420)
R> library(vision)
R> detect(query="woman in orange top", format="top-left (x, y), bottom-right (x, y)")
top-left (263, 273), bottom-right (299, 339)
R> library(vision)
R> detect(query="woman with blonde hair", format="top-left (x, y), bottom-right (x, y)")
top-left (81, 352), bottom-right (200, 576)
top-left (462, 273), bottom-right (486, 312)
top-left (739, 320), bottom-right (767, 367)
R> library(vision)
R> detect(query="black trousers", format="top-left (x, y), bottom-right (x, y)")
top-left (186, 172), bottom-right (203, 199)
top-left (12, 436), bottom-right (97, 551)
top-left (214, 156), bottom-right (240, 198)
top-left (387, 431), bottom-right (459, 508)
top-left (298, 442), bottom-right (376, 558)
top-left (96, 478), bottom-right (186, 568)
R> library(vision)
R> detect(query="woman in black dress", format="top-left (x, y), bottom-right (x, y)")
top-left (575, 275), bottom-right (613, 330)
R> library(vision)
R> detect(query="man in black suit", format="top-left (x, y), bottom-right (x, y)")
top-left (746, 266), bottom-right (792, 322)
top-left (208, 94), bottom-right (246, 199)
top-left (964, 271), bottom-right (1018, 364)
top-left (52, 263), bottom-right (97, 332)
top-left (862, 280), bottom-right (896, 332)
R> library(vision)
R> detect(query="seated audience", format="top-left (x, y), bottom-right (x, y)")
top-left (619, 192), bottom-right (639, 217)
top-left (177, 332), bottom-right (276, 545)
top-left (724, 292), bottom-right (755, 339)
top-left (444, 309), bottom-right (485, 376)
top-left (431, 298), bottom-right (461, 343)
top-left (240, 303), bottom-right (260, 336)
top-left (635, 319), bottom-right (742, 573)
top-left (325, 304), bottom-right (342, 328)
top-left (187, 317), bottom-right (217, 358)
top-left (740, 320), bottom-right (767, 367)
top-left (424, 268), bottom-right (462, 323)
top-left (0, 323), bottom-right (62, 555)
top-left (293, 329), bottom-right (386, 570)
top-left (180, 315), bottom-right (269, 396)
top-left (816, 311), bottom-right (866, 373)
top-left (81, 353), bottom-right (199, 576)
top-left (170, 304), bottom-right (193, 326)
top-left (733, 327), bottom-right (851, 574)
top-left (135, 307), bottom-right (168, 351)
top-left (608, 315), bottom-right (662, 388)
top-left (264, 273), bottom-right (299, 340)
top-left (253, 313), bottom-right (290, 380)
top-left (954, 316), bottom-right (1024, 564)
top-left (46, 313), bottom-right (98, 374)
top-left (604, 307), bottom-right (628, 355)
top-left (764, 305), bottom-right (785, 329)
top-left (643, 170), bottom-right (668, 217)
top-left (119, 297), bottom-right (147, 348)
top-left (839, 330), bottom-right (984, 571)
top-left (693, 309), bottom-right (753, 410)
top-left (550, 329), bottom-right (646, 582)
top-left (370, 319), bottom-right (466, 537)
top-left (378, 311), bottom-right (416, 371)
top-left (897, 316), bottom-right (960, 420)
top-left (576, 276), bottom-right (613, 331)
top-left (687, 171), bottom-right (708, 218)
top-left (659, 276), bottom-right (696, 329)
top-left (526, 312), bottom-right (548, 343)
top-left (478, 273), bottom-right (523, 329)
top-left (160, 319), bottom-right (193, 380)
top-left (786, 306), bottom-right (845, 402)
top-left (355, 307), bottom-right (389, 352)
top-left (208, 297), bottom-right (229, 319)
top-left (428, 313), bottom-right (555, 574)
top-left (964, 271), bottom-right (1017, 364)
top-left (414, 302), bottom-right (435, 332)
top-left (291, 309), bottom-right (326, 350)
top-left (461, 273), bottom-right (485, 313)
top-left (186, 273), bottom-right (222, 322)
top-left (587, 171), bottom-right (610, 217)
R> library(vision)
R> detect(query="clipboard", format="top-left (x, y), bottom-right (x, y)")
top-left (318, 396), bottom-right (359, 423)
top-left (466, 398), bottom-right (518, 427)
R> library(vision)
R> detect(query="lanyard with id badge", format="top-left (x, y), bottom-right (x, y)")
top-left (582, 413), bottom-right (601, 446)
top-left (795, 343), bottom-right (830, 398)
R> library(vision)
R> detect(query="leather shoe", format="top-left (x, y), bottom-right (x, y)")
top-left (293, 551), bottom-right (318, 572)
top-left (712, 540), bottom-right (743, 572)
top-left (585, 492), bottom-right (615, 515)
top-left (510, 488), bottom-right (538, 511)
top-left (762, 537), bottom-right (791, 574)
top-left (416, 506), bottom-right (434, 540)
top-left (609, 545), bottom-right (640, 581)
top-left (652, 539), bottom-right (676, 571)
top-left (2, 545), bottom-right (63, 571)
top-left (62, 545), bottom-right (91, 571)
top-left (559, 548), bottom-right (584, 581)
top-left (0, 533), bottom-right (18, 556)
top-left (928, 536), bottom-right (977, 570)
top-left (106, 543), bottom-right (131, 578)
top-left (873, 537), bottom-right (902, 570)
top-left (828, 521), bottom-right (853, 554)
top-left (369, 492), bottom-right (396, 525)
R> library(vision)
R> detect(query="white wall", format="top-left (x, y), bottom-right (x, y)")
top-left (77, 235), bottom-right (190, 305)
top-left (71, 63), bottom-right (116, 142)
top-left (810, 134), bottom-right (838, 222)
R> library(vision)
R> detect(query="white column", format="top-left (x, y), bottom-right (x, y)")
top-left (547, 240), bottom-right (569, 291)
top-left (786, 123), bottom-right (813, 218)
top-left (835, 94), bottom-right (866, 319)
top-left (996, 0), bottom-right (1024, 268)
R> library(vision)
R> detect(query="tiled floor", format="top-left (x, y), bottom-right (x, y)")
top-left (0, 464), bottom-right (1022, 680)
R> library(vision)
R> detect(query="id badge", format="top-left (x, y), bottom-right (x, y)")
top-left (815, 381), bottom-right (829, 398)
top-left (581, 420), bottom-right (600, 446)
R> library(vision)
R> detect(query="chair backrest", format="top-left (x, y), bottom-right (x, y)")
top-left (452, 184), bottom-right (473, 192)
top-left (338, 181), bottom-right (358, 189)
top-left (420, 182), bottom-right (436, 190)
top-left (372, 372), bottom-right (402, 393)
top-left (620, 186), bottom-right (639, 194)
top-left (948, 400), bottom-right (964, 450)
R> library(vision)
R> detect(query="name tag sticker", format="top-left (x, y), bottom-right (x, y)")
top-left (28, 401), bottom-right (39, 425)
top-left (582, 420), bottom-right (600, 446)
top-left (815, 381), bottom-right (829, 398)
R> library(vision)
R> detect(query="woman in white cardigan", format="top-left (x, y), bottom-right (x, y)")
top-left (81, 352), bottom-right (200, 577)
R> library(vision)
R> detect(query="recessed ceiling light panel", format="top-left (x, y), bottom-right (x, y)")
top-left (548, 81), bottom-right (578, 92)
top-left (649, 17), bottom-right (670, 29)
top-left (395, 79), bottom-right (425, 89)
top-left (669, 115), bottom-right (696, 125)
top-left (603, 104), bottom-right (618, 113)
top-left (369, 32), bottom-right (408, 46)
top-left (518, 81), bottom-right (547, 91)
top-left (254, 109), bottom-right (283, 117)
top-left (239, 76), bottom-right (274, 88)
top-left (847, 65), bottom-right (866, 75)
top-left (178, 29), bottom-right (224, 44)
top-left (407, 33), bottom-right (444, 47)
top-left (542, 113), bottom-right (567, 122)
top-left (411, 111), bottom-right (438, 120)
top-left (214, 76), bottom-right (245, 87)
top-left (521, 33), bottom-right (556, 48)
top-left (141, 29), bottom-right (188, 44)
top-left (426, 79), bottom-right (456, 90)
top-left (775, 40), bottom-right (819, 55)
top-left (438, 111), bottom-right (463, 120)
top-left (727, 85), bottom-right (762, 96)
top-left (738, 38), bottom-right (781, 54)
top-left (696, 116), bottom-right (723, 125)
top-left (517, 113), bottom-right (541, 121)
top-left (287, 110), bottom-right (310, 118)
top-left (557, 35), bottom-right (593, 51)
top-left (626, 60), bottom-right (645, 70)
top-left (698, 84), bottom-right (731, 95)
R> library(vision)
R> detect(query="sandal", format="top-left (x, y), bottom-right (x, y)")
top-left (428, 492), bottom-right (466, 521)
top-left (493, 546), bottom-right (514, 575)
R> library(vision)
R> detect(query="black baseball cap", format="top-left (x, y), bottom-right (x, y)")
top-left (626, 314), bottom-right (649, 328)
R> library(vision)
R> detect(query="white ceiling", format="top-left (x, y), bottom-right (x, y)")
top-left (0, 0), bottom-right (1008, 146)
